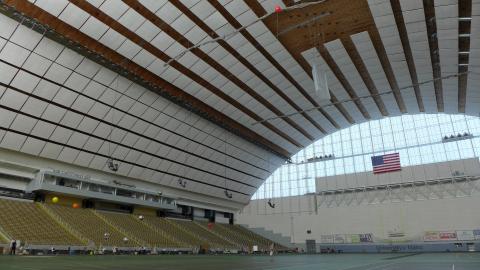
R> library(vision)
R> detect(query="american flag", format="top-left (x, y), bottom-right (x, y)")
top-left (371, 153), bottom-right (401, 174)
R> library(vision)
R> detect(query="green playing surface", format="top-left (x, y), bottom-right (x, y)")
top-left (0, 253), bottom-right (479, 270)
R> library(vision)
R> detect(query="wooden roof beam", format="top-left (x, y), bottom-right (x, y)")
top-left (390, 0), bottom-right (425, 112)
top-left (67, 0), bottom-right (304, 148)
top-left (368, 28), bottom-right (408, 113)
top-left (458, 0), bottom-right (472, 113)
top-left (119, 0), bottom-right (314, 143)
top-left (2, 0), bottom-right (292, 158)
top-left (341, 36), bottom-right (389, 116)
top-left (317, 45), bottom-right (372, 119)
top-left (423, 0), bottom-right (444, 112)
top-left (244, 0), bottom-right (354, 127)
top-left (169, 0), bottom-right (327, 135)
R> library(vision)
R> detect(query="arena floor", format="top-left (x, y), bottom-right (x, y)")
top-left (0, 253), bottom-right (479, 270)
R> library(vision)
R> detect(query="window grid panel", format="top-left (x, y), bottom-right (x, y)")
top-left (254, 114), bottom-right (480, 199)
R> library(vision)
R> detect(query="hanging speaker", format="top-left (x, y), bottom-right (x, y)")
top-left (312, 62), bottom-right (330, 101)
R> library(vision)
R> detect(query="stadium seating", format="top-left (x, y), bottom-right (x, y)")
top-left (195, 221), bottom-right (284, 250)
top-left (142, 215), bottom-right (203, 248)
top-left (0, 199), bottom-right (84, 246)
top-left (97, 211), bottom-right (186, 248)
top-left (228, 224), bottom-right (287, 250)
top-left (195, 221), bottom-right (247, 247)
top-left (0, 198), bottom-right (284, 250)
top-left (46, 205), bottom-right (133, 247)
top-left (169, 219), bottom-right (236, 249)
top-left (0, 236), bottom-right (7, 244)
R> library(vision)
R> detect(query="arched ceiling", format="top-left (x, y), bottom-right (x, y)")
top-left (0, 0), bottom-right (477, 205)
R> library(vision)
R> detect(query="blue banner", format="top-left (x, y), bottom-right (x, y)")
top-left (359, 234), bottom-right (373, 243)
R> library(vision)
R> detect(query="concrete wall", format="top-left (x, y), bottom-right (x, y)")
top-left (237, 158), bottom-right (480, 245)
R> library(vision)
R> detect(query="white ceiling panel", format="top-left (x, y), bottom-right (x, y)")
top-left (20, 137), bottom-right (46, 156)
top-left (10, 25), bottom-right (43, 51)
top-left (351, 31), bottom-right (401, 115)
top-left (39, 142), bottom-right (63, 160)
top-left (0, 42), bottom-right (30, 66)
top-left (34, 37), bottom-right (64, 61)
top-left (368, 0), bottom-right (420, 113)
top-left (324, 39), bottom-right (383, 119)
top-left (154, 2), bottom-right (181, 24)
top-left (73, 151), bottom-right (95, 167)
top-left (79, 16), bottom-right (109, 40)
top-left (0, 131), bottom-right (26, 151)
top-left (0, 89), bottom-right (27, 110)
top-left (0, 13), bottom-right (18, 39)
top-left (99, 0), bottom-right (129, 20)
top-left (465, 1), bottom-right (480, 115)
top-left (99, 28), bottom-right (127, 51)
top-left (33, 0), bottom-right (69, 16)
top-left (138, 0), bottom-right (167, 12)
top-left (435, 2), bottom-right (459, 114)
top-left (400, 0), bottom-right (438, 113)
top-left (10, 114), bottom-right (36, 133)
top-left (58, 3), bottom-right (90, 28)
top-left (301, 47), bottom-right (367, 124)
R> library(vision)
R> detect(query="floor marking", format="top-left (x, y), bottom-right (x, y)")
top-left (453, 264), bottom-right (455, 270)
top-left (365, 262), bottom-right (398, 270)
top-left (340, 261), bottom-right (398, 270)
top-left (384, 253), bottom-right (421, 260)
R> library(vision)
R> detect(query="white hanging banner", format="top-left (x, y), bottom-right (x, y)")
top-left (312, 62), bottom-right (330, 101)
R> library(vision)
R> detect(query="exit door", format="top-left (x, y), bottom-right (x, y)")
top-left (306, 239), bottom-right (316, 254)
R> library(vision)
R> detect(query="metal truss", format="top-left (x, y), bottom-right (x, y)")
top-left (315, 175), bottom-right (480, 208)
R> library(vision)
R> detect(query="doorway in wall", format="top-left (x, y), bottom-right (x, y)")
top-left (306, 239), bottom-right (316, 254)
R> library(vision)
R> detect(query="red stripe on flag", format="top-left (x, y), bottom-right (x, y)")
top-left (372, 153), bottom-right (401, 174)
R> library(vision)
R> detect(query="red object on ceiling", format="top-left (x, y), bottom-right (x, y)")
top-left (274, 5), bottom-right (282, 13)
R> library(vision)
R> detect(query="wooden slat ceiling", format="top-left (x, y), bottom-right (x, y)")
top-left (0, 0), bottom-right (477, 203)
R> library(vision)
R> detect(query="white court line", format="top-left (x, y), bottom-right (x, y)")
top-left (340, 261), bottom-right (399, 270)
top-left (364, 262), bottom-right (398, 270)
top-left (259, 259), bottom-right (399, 270)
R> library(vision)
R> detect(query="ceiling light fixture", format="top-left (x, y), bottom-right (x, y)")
top-left (268, 199), bottom-right (276, 208)
top-left (106, 158), bottom-right (119, 172)
top-left (458, 17), bottom-right (472, 21)
top-left (224, 189), bottom-right (233, 199)
top-left (178, 178), bottom-right (187, 188)
top-left (458, 51), bottom-right (470, 54)
top-left (459, 33), bottom-right (471, 38)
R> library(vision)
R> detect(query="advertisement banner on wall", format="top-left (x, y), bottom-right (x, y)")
top-left (349, 234), bottom-right (361, 243)
top-left (473, 230), bottom-right (480, 240)
top-left (359, 234), bottom-right (373, 243)
top-left (320, 235), bottom-right (334, 243)
top-left (439, 231), bottom-right (457, 241)
top-left (424, 231), bottom-right (440, 241)
top-left (457, 230), bottom-right (475, 241)
top-left (334, 234), bottom-right (345, 243)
